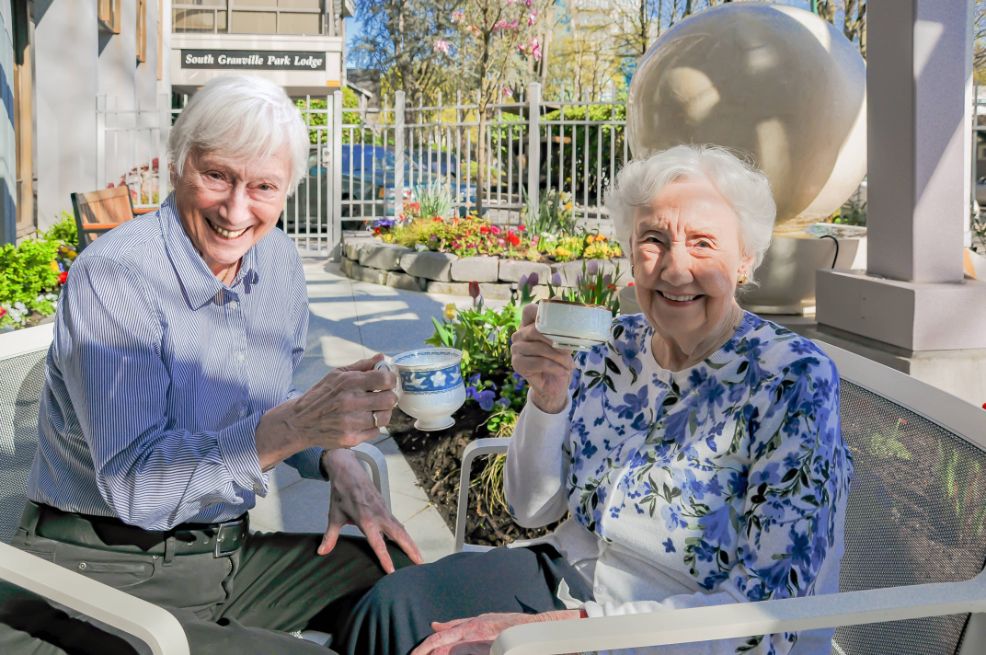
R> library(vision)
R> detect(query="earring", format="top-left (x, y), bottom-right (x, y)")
top-left (737, 272), bottom-right (748, 285)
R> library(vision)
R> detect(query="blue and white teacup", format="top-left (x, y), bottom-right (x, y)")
top-left (376, 348), bottom-right (465, 432)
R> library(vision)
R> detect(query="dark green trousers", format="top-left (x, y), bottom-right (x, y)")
top-left (1, 512), bottom-right (411, 654)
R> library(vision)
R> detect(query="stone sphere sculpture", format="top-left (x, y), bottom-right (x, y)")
top-left (626, 4), bottom-right (866, 228)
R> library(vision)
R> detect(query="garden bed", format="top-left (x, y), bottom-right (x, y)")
top-left (388, 405), bottom-right (557, 547)
top-left (342, 236), bottom-right (629, 300)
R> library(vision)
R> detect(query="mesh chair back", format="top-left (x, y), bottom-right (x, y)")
top-left (0, 347), bottom-right (47, 544)
top-left (833, 380), bottom-right (986, 655)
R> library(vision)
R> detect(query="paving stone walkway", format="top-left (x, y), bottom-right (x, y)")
top-left (250, 257), bottom-right (483, 562)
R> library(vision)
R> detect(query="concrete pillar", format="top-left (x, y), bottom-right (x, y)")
top-left (816, 0), bottom-right (986, 352)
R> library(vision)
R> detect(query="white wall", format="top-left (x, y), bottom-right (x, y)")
top-left (0, 1), bottom-right (16, 243)
top-left (34, 0), bottom-right (164, 228)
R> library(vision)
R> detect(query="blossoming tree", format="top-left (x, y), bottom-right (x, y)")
top-left (434, 0), bottom-right (553, 213)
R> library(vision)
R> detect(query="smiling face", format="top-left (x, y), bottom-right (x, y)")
top-left (631, 176), bottom-right (753, 367)
top-left (172, 147), bottom-right (291, 280)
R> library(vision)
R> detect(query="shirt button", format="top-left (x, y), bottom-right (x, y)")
top-left (235, 352), bottom-right (245, 363)
top-left (228, 300), bottom-right (239, 310)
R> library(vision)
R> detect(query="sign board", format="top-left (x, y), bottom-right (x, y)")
top-left (181, 49), bottom-right (326, 71)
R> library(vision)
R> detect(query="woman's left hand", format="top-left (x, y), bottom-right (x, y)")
top-left (318, 448), bottom-right (423, 572)
top-left (410, 610), bottom-right (580, 655)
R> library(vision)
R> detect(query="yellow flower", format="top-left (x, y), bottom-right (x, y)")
top-left (443, 303), bottom-right (457, 321)
top-left (585, 235), bottom-right (595, 244)
top-left (49, 261), bottom-right (59, 273)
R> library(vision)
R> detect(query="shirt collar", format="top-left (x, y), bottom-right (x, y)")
top-left (159, 194), bottom-right (259, 310)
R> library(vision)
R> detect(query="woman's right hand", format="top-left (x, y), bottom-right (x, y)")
top-left (511, 303), bottom-right (575, 414)
top-left (256, 354), bottom-right (399, 469)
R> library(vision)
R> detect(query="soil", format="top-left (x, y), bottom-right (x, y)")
top-left (388, 405), bottom-right (557, 548)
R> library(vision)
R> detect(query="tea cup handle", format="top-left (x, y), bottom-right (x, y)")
top-left (374, 356), bottom-right (403, 398)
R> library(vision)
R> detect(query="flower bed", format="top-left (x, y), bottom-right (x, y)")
top-left (0, 216), bottom-right (78, 331)
top-left (387, 271), bottom-right (623, 547)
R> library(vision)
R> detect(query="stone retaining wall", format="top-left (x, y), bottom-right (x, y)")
top-left (341, 236), bottom-right (630, 300)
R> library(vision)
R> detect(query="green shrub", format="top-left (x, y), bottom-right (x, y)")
top-left (296, 88), bottom-right (363, 146)
top-left (523, 189), bottom-right (576, 236)
top-left (415, 180), bottom-right (454, 219)
top-left (540, 104), bottom-right (626, 203)
top-left (0, 214), bottom-right (78, 329)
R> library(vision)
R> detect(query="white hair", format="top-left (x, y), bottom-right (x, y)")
top-left (606, 145), bottom-right (776, 283)
top-left (168, 75), bottom-right (309, 193)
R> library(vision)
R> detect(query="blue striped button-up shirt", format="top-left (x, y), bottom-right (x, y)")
top-left (29, 195), bottom-right (322, 530)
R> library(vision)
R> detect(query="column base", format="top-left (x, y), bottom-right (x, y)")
top-left (815, 269), bottom-right (986, 351)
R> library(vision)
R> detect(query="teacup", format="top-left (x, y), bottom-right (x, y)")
top-left (376, 347), bottom-right (465, 432)
top-left (535, 299), bottom-right (612, 350)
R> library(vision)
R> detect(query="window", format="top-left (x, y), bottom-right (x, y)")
top-left (98, 0), bottom-right (121, 34)
top-left (137, 0), bottom-right (147, 63)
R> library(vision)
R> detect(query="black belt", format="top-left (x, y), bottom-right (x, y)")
top-left (22, 502), bottom-right (247, 557)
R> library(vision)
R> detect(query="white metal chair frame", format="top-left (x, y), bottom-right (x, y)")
top-left (451, 341), bottom-right (986, 655)
top-left (0, 324), bottom-right (391, 655)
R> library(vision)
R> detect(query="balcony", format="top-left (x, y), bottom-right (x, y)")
top-left (173, 0), bottom-right (346, 38)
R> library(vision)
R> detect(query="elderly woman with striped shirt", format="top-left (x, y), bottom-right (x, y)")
top-left (5, 75), bottom-right (419, 654)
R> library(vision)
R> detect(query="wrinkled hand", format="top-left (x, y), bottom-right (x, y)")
top-left (410, 611), bottom-right (579, 655)
top-left (317, 448), bottom-right (423, 573)
top-left (257, 354), bottom-right (399, 468)
top-left (510, 304), bottom-right (575, 414)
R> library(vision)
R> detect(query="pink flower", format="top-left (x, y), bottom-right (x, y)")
top-left (451, 10), bottom-right (464, 22)
top-left (528, 12), bottom-right (537, 26)
top-left (494, 19), bottom-right (519, 31)
top-left (501, 86), bottom-right (513, 99)
top-left (491, 225), bottom-right (501, 235)
top-left (433, 39), bottom-right (451, 55)
top-left (530, 39), bottom-right (542, 61)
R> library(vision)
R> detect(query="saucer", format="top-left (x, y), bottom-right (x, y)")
top-left (542, 332), bottom-right (606, 352)
top-left (414, 415), bottom-right (456, 432)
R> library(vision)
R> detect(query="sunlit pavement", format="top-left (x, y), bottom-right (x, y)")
top-left (250, 257), bottom-right (482, 562)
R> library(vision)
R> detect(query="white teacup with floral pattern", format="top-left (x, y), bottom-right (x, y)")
top-left (376, 348), bottom-right (465, 432)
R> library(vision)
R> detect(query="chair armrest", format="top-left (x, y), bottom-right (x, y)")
top-left (455, 437), bottom-right (511, 553)
top-left (492, 569), bottom-right (986, 655)
top-left (352, 442), bottom-right (391, 512)
top-left (0, 541), bottom-right (189, 655)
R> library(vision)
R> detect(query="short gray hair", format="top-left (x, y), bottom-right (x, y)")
top-left (606, 145), bottom-right (776, 282)
top-left (168, 75), bottom-right (309, 192)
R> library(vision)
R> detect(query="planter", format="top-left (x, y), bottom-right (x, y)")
top-left (341, 239), bottom-right (630, 299)
top-left (740, 228), bottom-right (867, 315)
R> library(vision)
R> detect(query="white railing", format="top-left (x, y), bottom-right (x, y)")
top-left (325, 83), bottom-right (628, 229)
top-left (96, 93), bottom-right (171, 211)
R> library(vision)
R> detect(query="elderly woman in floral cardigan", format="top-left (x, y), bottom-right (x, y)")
top-left (340, 144), bottom-right (853, 655)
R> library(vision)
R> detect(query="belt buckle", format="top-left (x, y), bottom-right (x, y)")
top-left (214, 521), bottom-right (240, 557)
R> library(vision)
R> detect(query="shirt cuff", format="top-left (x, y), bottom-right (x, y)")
top-left (217, 413), bottom-right (269, 497)
top-left (520, 393), bottom-right (572, 436)
top-left (287, 447), bottom-right (327, 481)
